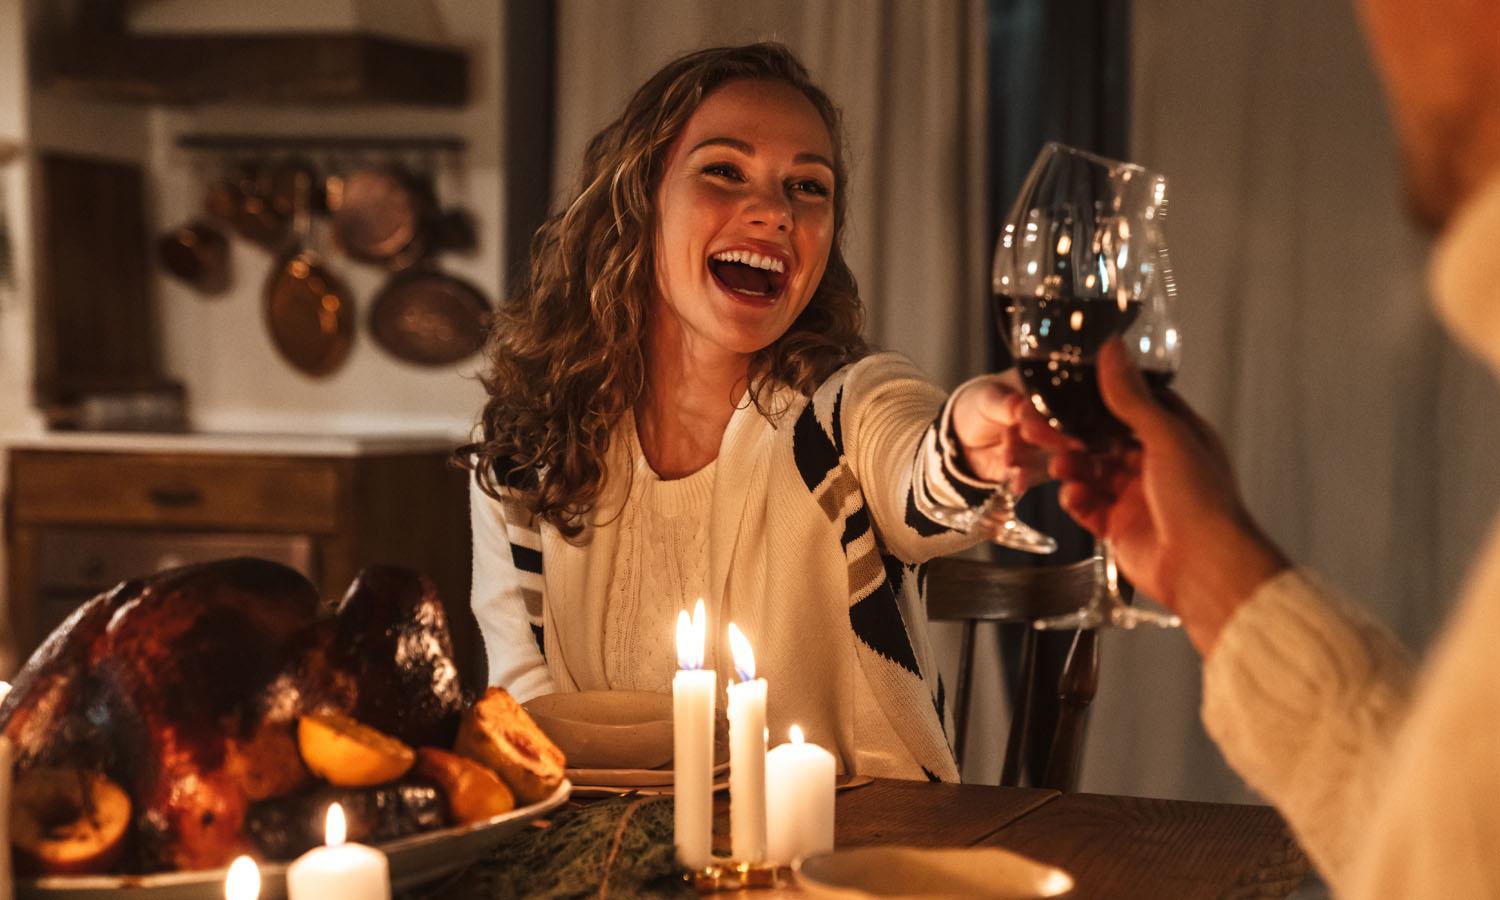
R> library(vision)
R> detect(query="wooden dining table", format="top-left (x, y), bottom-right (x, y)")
top-left (731, 778), bottom-right (1312, 899)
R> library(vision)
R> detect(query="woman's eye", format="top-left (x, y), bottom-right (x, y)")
top-left (702, 163), bottom-right (743, 181)
top-left (790, 178), bottom-right (831, 198)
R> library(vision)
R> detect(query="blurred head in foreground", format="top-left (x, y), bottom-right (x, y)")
top-left (1357, 0), bottom-right (1500, 230)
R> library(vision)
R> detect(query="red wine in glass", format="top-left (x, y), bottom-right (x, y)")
top-left (1018, 356), bottom-right (1175, 447)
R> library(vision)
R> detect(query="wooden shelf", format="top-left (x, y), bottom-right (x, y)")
top-left (40, 32), bottom-right (469, 107)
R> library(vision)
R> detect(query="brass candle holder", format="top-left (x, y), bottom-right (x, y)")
top-left (687, 860), bottom-right (786, 893)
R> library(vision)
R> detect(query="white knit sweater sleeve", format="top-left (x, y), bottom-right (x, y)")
top-left (468, 471), bottom-right (557, 702)
top-left (1202, 569), bottom-right (1415, 887)
top-left (835, 352), bottom-right (992, 563)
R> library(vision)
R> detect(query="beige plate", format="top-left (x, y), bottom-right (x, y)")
top-left (567, 759), bottom-right (729, 789)
top-left (18, 780), bottom-right (572, 900)
top-left (795, 845), bottom-right (1074, 900)
top-left (568, 771), bottom-right (871, 800)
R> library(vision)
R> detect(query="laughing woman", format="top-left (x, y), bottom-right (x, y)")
top-left (463, 43), bottom-right (1033, 781)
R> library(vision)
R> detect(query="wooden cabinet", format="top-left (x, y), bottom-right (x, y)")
top-left (4, 438), bottom-right (481, 689)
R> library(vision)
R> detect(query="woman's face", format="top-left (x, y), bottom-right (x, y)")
top-left (651, 78), bottom-right (837, 361)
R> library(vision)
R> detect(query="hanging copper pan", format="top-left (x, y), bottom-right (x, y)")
top-left (156, 220), bottom-right (230, 295)
top-left (326, 164), bottom-right (435, 269)
top-left (264, 172), bottom-right (354, 377)
top-left (368, 265), bottom-right (491, 366)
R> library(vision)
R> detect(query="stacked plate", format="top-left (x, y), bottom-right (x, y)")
top-left (523, 691), bottom-right (729, 798)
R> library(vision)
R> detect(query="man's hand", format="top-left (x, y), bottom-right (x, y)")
top-left (1049, 342), bottom-right (1291, 655)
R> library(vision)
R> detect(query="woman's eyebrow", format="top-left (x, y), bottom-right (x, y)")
top-left (689, 136), bottom-right (834, 172)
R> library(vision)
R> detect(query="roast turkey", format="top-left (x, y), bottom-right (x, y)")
top-left (0, 557), bottom-right (466, 872)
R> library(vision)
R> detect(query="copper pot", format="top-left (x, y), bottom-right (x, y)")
top-left (205, 163), bottom-right (287, 250)
top-left (156, 220), bottom-right (230, 295)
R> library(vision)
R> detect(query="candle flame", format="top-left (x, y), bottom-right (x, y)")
top-left (224, 855), bottom-right (260, 900)
top-left (790, 725), bottom-right (805, 745)
top-left (727, 622), bottom-right (755, 681)
top-left (0, 680), bottom-right (11, 704)
top-left (677, 599), bottom-right (708, 670)
top-left (325, 802), bottom-right (347, 847)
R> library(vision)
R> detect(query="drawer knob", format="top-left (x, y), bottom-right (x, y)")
top-left (147, 486), bottom-right (204, 508)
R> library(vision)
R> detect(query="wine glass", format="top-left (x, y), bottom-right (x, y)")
top-left (1005, 142), bottom-right (1183, 630)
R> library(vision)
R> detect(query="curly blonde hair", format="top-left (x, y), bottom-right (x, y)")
top-left (464, 43), bottom-right (869, 537)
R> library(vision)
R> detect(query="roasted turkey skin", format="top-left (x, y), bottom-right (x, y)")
top-left (0, 558), bottom-right (466, 872)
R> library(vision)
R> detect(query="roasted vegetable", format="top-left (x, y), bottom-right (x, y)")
top-left (455, 687), bottom-right (566, 805)
top-left (416, 747), bottom-right (516, 824)
top-left (243, 779), bottom-right (449, 861)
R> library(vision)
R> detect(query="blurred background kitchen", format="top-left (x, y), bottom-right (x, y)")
top-left (1, 0), bottom-right (1496, 808)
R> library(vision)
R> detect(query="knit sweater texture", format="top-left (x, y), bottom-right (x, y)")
top-left (1202, 171), bottom-right (1500, 898)
top-left (471, 352), bottom-right (994, 781)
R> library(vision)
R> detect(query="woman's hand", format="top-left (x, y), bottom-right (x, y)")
top-left (950, 375), bottom-right (1068, 496)
top-left (1048, 342), bottom-right (1291, 655)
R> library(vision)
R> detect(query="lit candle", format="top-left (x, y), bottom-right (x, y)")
top-left (224, 855), bottom-right (260, 900)
top-left (726, 623), bottom-right (767, 863)
top-left (0, 681), bottom-right (11, 900)
top-left (286, 803), bottom-right (390, 900)
top-left (765, 726), bottom-right (836, 866)
top-left (673, 599), bottom-right (716, 869)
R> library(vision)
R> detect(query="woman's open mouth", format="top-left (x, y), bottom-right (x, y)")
top-left (708, 249), bottom-right (790, 304)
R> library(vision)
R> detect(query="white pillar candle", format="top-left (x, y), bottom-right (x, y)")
top-left (224, 855), bottom-right (260, 900)
top-left (765, 726), bottom-right (836, 866)
top-left (726, 623), bottom-right (767, 863)
top-left (287, 803), bottom-right (389, 900)
top-left (0, 681), bottom-right (12, 900)
top-left (673, 599), bottom-right (716, 870)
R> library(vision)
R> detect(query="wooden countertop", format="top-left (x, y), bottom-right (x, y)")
top-left (3, 430), bottom-right (466, 457)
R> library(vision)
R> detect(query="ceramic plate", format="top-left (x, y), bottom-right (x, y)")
top-left (18, 780), bottom-right (572, 900)
top-left (795, 845), bottom-right (1074, 900)
top-left (567, 760), bottom-right (729, 788)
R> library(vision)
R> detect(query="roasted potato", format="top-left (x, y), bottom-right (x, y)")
top-left (454, 687), bottom-right (566, 804)
top-left (416, 746), bottom-right (516, 824)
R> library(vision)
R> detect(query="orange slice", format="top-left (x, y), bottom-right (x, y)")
top-left (297, 712), bottom-right (416, 787)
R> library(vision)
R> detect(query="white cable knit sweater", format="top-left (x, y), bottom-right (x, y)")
top-left (471, 352), bottom-right (994, 781)
top-left (1202, 172), bottom-right (1500, 898)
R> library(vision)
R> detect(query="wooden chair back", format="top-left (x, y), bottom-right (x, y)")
top-left (926, 555), bottom-right (1099, 792)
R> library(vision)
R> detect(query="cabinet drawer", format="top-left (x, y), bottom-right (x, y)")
top-left (9, 451), bottom-right (342, 531)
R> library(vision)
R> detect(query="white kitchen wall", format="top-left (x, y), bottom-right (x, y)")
top-left (0, 0), bottom-right (38, 441)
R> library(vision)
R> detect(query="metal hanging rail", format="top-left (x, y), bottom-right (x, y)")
top-left (175, 134), bottom-right (467, 155)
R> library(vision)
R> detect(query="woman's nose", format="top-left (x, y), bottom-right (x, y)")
top-left (744, 188), bottom-right (792, 232)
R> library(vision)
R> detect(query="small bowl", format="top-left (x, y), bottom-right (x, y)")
top-left (794, 845), bottom-right (1074, 899)
top-left (523, 690), bottom-right (674, 770)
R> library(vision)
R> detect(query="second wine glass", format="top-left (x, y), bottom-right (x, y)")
top-left (1004, 142), bottom-right (1183, 630)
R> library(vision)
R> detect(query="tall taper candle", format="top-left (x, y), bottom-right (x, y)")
top-left (726, 623), bottom-right (767, 863)
top-left (673, 599), bottom-right (715, 869)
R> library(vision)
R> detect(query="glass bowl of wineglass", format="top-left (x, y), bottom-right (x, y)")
top-left (1005, 142), bottom-right (1183, 630)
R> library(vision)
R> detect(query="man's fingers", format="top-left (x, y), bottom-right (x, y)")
top-left (1097, 341), bottom-right (1169, 443)
top-left (1059, 483), bottom-right (1109, 535)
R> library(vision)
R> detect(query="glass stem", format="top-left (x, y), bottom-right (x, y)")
top-left (1100, 538), bottom-right (1124, 608)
